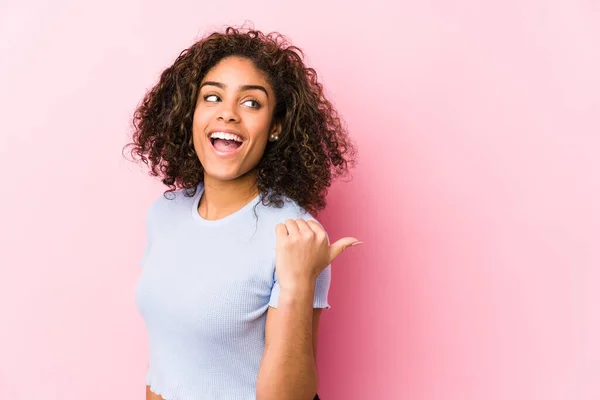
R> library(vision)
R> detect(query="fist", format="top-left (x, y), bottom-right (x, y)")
top-left (274, 218), bottom-right (360, 291)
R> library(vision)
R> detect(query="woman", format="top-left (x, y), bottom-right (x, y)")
top-left (124, 25), bottom-right (359, 400)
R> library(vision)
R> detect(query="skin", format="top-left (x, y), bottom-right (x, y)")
top-left (146, 56), bottom-right (360, 399)
top-left (192, 55), bottom-right (282, 220)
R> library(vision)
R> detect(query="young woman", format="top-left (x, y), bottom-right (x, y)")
top-left (124, 25), bottom-right (359, 400)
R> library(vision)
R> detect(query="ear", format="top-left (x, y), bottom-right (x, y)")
top-left (268, 119), bottom-right (282, 142)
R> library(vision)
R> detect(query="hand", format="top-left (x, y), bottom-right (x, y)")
top-left (274, 218), bottom-right (361, 291)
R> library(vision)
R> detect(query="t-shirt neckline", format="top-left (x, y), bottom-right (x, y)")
top-left (191, 183), bottom-right (261, 226)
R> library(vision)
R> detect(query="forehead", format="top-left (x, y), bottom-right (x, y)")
top-left (202, 56), bottom-right (270, 87)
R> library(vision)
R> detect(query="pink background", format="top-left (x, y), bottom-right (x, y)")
top-left (1, 1), bottom-right (599, 399)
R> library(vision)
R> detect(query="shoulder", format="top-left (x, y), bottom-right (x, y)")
top-left (145, 185), bottom-right (199, 224)
top-left (259, 194), bottom-right (324, 229)
top-left (150, 185), bottom-right (198, 210)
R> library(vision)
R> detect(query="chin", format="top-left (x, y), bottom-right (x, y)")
top-left (204, 164), bottom-right (260, 183)
top-left (204, 170), bottom-right (241, 182)
top-left (203, 164), bottom-right (249, 180)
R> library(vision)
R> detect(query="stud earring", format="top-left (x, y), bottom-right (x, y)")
top-left (270, 134), bottom-right (279, 141)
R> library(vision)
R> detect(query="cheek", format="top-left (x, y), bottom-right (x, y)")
top-left (251, 133), bottom-right (270, 155)
top-left (251, 115), bottom-right (275, 141)
top-left (192, 110), bottom-right (207, 129)
top-left (192, 114), bottom-right (211, 142)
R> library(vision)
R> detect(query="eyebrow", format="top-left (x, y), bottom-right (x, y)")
top-left (199, 81), bottom-right (269, 98)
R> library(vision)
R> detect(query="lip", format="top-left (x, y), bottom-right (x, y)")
top-left (207, 128), bottom-right (246, 141)
top-left (206, 130), bottom-right (245, 158)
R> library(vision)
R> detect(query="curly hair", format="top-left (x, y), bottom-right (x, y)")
top-left (123, 25), bottom-right (357, 215)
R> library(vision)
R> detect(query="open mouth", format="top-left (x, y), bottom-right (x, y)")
top-left (209, 135), bottom-right (244, 155)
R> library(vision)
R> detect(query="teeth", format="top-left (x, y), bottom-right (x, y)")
top-left (209, 132), bottom-right (243, 142)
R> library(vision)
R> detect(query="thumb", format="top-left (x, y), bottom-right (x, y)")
top-left (328, 237), bottom-right (362, 263)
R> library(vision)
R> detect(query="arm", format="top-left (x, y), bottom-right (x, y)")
top-left (256, 217), bottom-right (358, 400)
top-left (146, 385), bottom-right (164, 400)
top-left (256, 283), bottom-right (324, 400)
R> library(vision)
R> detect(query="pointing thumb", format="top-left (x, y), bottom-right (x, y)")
top-left (328, 237), bottom-right (362, 264)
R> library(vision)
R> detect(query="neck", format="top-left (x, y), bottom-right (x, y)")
top-left (198, 170), bottom-right (259, 221)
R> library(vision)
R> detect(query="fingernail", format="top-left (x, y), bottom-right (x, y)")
top-left (350, 241), bottom-right (363, 247)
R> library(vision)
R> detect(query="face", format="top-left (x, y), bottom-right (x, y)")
top-left (192, 56), bottom-right (281, 183)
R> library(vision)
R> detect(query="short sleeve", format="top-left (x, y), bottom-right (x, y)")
top-left (268, 265), bottom-right (332, 309)
top-left (268, 207), bottom-right (332, 309)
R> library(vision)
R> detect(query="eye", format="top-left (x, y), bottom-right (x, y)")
top-left (204, 94), bottom-right (220, 102)
top-left (202, 94), bottom-right (260, 109)
top-left (244, 99), bottom-right (261, 109)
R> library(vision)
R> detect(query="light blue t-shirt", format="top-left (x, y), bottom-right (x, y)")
top-left (135, 182), bottom-right (331, 400)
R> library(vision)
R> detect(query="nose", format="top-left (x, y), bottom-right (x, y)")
top-left (217, 99), bottom-right (240, 122)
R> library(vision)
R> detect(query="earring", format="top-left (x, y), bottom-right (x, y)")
top-left (270, 134), bottom-right (279, 141)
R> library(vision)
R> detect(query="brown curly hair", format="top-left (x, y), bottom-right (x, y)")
top-left (123, 25), bottom-right (357, 215)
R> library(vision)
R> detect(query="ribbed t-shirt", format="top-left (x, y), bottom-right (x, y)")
top-left (135, 182), bottom-right (332, 400)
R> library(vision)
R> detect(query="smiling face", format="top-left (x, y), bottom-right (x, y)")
top-left (192, 56), bottom-right (281, 183)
